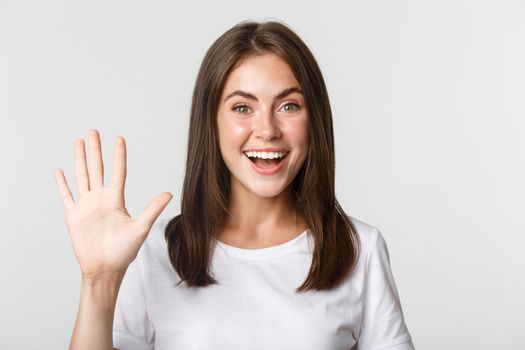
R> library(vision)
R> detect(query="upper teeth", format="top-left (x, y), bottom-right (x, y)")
top-left (244, 151), bottom-right (287, 159)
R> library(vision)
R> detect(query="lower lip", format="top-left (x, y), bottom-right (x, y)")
top-left (245, 153), bottom-right (288, 176)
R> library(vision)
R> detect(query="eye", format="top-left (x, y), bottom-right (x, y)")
top-left (281, 103), bottom-right (300, 112)
top-left (232, 104), bottom-right (251, 114)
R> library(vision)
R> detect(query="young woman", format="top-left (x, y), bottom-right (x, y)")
top-left (55, 20), bottom-right (415, 350)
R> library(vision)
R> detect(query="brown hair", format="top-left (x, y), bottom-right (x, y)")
top-left (165, 19), bottom-right (360, 292)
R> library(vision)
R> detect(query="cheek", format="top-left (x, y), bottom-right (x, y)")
top-left (287, 118), bottom-right (309, 148)
top-left (229, 122), bottom-right (251, 138)
top-left (218, 117), bottom-right (251, 148)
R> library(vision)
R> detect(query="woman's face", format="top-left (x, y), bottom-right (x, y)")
top-left (217, 53), bottom-right (309, 199)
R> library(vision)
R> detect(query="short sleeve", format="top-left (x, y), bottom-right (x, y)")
top-left (357, 228), bottom-right (415, 350)
top-left (113, 245), bottom-right (155, 350)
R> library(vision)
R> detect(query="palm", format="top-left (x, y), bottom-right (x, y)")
top-left (66, 187), bottom-right (136, 276)
top-left (54, 130), bottom-right (172, 278)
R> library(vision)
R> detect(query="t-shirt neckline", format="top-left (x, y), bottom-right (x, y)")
top-left (212, 229), bottom-right (310, 260)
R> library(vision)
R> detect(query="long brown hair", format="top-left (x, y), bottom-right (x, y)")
top-left (165, 19), bottom-right (360, 292)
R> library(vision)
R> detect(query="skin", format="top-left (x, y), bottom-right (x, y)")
top-left (215, 53), bottom-right (310, 248)
top-left (55, 130), bottom-right (173, 349)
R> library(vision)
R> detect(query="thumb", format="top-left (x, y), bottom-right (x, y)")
top-left (136, 192), bottom-right (173, 233)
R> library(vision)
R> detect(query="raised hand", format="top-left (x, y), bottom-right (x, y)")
top-left (54, 129), bottom-right (173, 281)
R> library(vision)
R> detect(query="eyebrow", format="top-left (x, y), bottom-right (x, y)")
top-left (223, 86), bottom-right (303, 103)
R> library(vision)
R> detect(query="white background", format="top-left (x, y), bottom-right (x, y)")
top-left (1, 0), bottom-right (524, 349)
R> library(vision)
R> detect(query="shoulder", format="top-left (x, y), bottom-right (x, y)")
top-left (131, 216), bottom-right (183, 280)
top-left (346, 215), bottom-right (389, 270)
top-left (347, 215), bottom-right (381, 249)
top-left (137, 216), bottom-right (173, 261)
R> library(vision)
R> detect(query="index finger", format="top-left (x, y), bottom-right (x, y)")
top-left (110, 135), bottom-right (127, 194)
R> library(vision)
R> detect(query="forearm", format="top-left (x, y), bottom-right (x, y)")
top-left (69, 273), bottom-right (125, 350)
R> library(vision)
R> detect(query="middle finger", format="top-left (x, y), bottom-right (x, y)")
top-left (88, 129), bottom-right (104, 190)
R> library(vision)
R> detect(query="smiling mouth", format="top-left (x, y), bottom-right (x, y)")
top-left (244, 152), bottom-right (289, 168)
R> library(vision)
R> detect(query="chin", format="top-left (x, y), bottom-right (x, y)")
top-left (244, 182), bottom-right (288, 198)
top-left (249, 187), bottom-right (284, 198)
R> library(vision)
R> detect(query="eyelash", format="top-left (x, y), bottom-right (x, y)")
top-left (232, 103), bottom-right (301, 114)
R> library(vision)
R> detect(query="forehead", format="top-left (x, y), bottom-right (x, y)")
top-left (221, 54), bottom-right (300, 95)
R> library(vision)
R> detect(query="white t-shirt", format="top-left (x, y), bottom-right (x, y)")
top-left (113, 216), bottom-right (415, 350)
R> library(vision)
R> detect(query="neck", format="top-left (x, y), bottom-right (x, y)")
top-left (218, 181), bottom-right (306, 243)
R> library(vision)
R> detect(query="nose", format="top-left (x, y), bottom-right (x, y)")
top-left (254, 110), bottom-right (281, 141)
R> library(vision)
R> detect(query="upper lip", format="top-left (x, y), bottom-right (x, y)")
top-left (243, 148), bottom-right (289, 152)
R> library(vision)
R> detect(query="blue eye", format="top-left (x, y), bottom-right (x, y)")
top-left (232, 104), bottom-right (251, 114)
top-left (282, 103), bottom-right (300, 112)
top-left (232, 103), bottom-right (300, 114)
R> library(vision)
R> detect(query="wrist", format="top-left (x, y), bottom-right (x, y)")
top-left (81, 270), bottom-right (126, 288)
